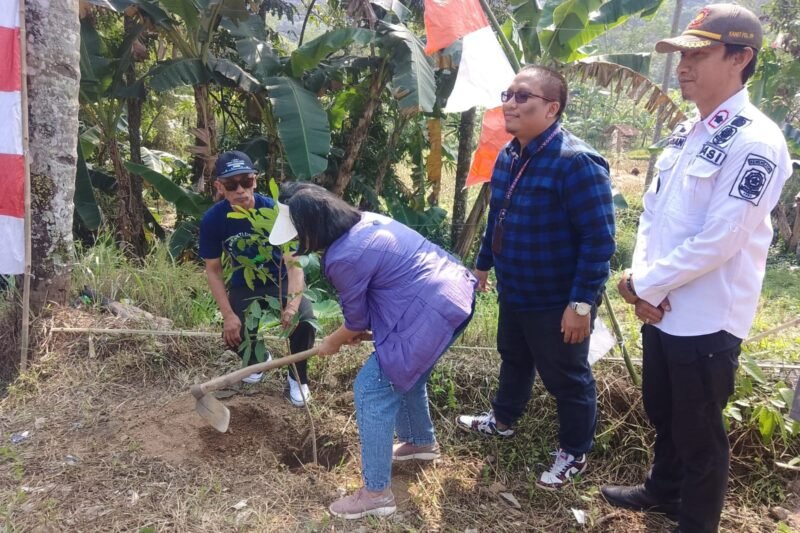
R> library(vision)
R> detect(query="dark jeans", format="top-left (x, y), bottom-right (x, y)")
top-left (491, 303), bottom-right (597, 456)
top-left (229, 284), bottom-right (316, 384)
top-left (641, 325), bottom-right (740, 533)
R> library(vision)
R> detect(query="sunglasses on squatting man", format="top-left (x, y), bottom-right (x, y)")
top-left (220, 174), bottom-right (255, 191)
top-left (501, 90), bottom-right (556, 104)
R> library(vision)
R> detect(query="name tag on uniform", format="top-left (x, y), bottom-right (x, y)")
top-left (698, 143), bottom-right (726, 166)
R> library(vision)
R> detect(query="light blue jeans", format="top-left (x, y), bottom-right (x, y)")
top-left (354, 353), bottom-right (436, 491)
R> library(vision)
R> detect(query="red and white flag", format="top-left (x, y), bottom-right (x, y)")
top-left (0, 0), bottom-right (24, 274)
top-left (423, 0), bottom-right (513, 187)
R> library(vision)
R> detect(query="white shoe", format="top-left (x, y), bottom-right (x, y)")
top-left (287, 375), bottom-right (311, 407)
top-left (242, 372), bottom-right (264, 384)
top-left (240, 350), bottom-right (272, 384)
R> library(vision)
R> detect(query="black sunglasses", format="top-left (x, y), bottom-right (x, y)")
top-left (220, 174), bottom-right (255, 191)
top-left (501, 90), bottom-right (555, 104)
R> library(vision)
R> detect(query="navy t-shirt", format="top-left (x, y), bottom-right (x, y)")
top-left (198, 193), bottom-right (285, 288)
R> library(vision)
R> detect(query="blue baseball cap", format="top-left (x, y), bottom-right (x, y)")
top-left (215, 151), bottom-right (256, 179)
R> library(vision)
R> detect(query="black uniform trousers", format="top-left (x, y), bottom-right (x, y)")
top-left (641, 324), bottom-right (741, 533)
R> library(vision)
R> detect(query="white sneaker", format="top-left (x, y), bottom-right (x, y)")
top-left (241, 372), bottom-right (264, 384)
top-left (240, 350), bottom-right (272, 384)
top-left (287, 375), bottom-right (311, 407)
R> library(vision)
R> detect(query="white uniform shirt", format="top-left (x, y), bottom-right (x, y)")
top-left (632, 89), bottom-right (791, 339)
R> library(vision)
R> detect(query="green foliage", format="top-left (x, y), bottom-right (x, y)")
top-left (72, 235), bottom-right (219, 328)
top-left (224, 181), bottom-right (342, 364)
top-left (724, 353), bottom-right (800, 445)
top-left (381, 22), bottom-right (436, 115)
top-left (289, 28), bottom-right (376, 77)
top-left (264, 77), bottom-right (332, 179)
top-left (75, 143), bottom-right (103, 231)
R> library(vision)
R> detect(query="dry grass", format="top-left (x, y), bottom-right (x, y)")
top-left (0, 306), bottom-right (797, 532)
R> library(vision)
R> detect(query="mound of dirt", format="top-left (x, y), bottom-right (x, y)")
top-left (126, 391), bottom-right (351, 471)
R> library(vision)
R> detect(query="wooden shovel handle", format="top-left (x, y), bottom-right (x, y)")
top-left (190, 347), bottom-right (318, 399)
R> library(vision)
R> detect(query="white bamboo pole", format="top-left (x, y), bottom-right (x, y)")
top-left (19, 0), bottom-right (32, 372)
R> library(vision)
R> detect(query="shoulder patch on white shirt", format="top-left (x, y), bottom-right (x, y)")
top-left (728, 153), bottom-right (776, 206)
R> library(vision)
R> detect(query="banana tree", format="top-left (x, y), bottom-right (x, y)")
top-left (97, 0), bottom-right (261, 192)
top-left (79, 14), bottom-right (149, 256)
top-left (233, 18), bottom-right (435, 196)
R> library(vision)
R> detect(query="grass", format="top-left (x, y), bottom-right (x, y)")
top-left (1, 160), bottom-right (799, 531)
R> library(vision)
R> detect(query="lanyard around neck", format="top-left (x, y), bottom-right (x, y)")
top-left (498, 125), bottom-right (560, 220)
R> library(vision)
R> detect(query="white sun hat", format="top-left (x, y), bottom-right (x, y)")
top-left (269, 202), bottom-right (298, 245)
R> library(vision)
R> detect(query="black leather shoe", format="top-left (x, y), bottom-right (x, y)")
top-left (601, 484), bottom-right (680, 519)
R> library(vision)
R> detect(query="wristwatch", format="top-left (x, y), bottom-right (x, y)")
top-left (569, 302), bottom-right (592, 316)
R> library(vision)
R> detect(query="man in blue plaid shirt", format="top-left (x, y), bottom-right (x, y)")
top-left (457, 65), bottom-right (616, 490)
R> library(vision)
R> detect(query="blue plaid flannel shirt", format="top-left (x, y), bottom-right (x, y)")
top-left (475, 122), bottom-right (616, 311)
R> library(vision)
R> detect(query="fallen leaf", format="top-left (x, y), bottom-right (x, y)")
top-left (499, 492), bottom-right (521, 509)
top-left (232, 500), bottom-right (248, 511)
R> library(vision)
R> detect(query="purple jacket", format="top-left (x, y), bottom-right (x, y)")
top-left (323, 212), bottom-right (476, 392)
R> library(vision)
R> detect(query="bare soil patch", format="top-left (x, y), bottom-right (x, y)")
top-left (0, 307), bottom-right (796, 532)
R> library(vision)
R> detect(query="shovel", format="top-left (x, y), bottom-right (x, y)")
top-left (191, 347), bottom-right (318, 433)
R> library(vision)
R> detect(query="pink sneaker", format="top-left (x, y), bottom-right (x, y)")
top-left (329, 487), bottom-right (396, 519)
top-left (392, 441), bottom-right (441, 461)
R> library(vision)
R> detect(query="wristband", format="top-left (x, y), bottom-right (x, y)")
top-left (626, 273), bottom-right (637, 297)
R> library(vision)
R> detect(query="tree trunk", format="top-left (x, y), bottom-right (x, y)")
top-left (360, 116), bottom-right (408, 211)
top-left (331, 68), bottom-right (385, 197)
top-left (451, 107), bottom-right (476, 248)
top-left (121, 15), bottom-right (147, 258)
top-left (426, 118), bottom-right (443, 206)
top-left (644, 0), bottom-right (683, 191)
top-left (191, 84), bottom-right (217, 195)
top-left (454, 183), bottom-right (490, 260)
top-left (26, 0), bottom-right (81, 311)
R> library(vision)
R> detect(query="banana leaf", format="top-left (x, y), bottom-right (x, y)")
top-left (124, 161), bottom-right (212, 216)
top-left (535, 0), bottom-right (665, 62)
top-left (149, 58), bottom-right (211, 92)
top-left (265, 77), bottom-right (331, 179)
top-left (75, 143), bottom-right (102, 230)
top-left (236, 38), bottom-right (282, 81)
top-left (290, 28), bottom-right (376, 77)
top-left (381, 22), bottom-right (435, 115)
top-left (211, 57), bottom-right (261, 93)
top-left (169, 220), bottom-right (200, 259)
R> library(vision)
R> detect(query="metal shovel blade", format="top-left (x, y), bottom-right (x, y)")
top-left (195, 394), bottom-right (231, 433)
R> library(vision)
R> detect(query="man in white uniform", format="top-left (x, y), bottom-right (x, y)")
top-left (601, 5), bottom-right (792, 533)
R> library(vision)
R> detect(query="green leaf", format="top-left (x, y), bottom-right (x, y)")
top-left (382, 22), bottom-right (435, 114)
top-left (265, 77), bottom-right (331, 179)
top-left (725, 405), bottom-right (742, 423)
top-left (168, 220), bottom-right (199, 259)
top-left (210, 57), bottom-right (261, 93)
top-left (509, 0), bottom-right (544, 62)
top-left (757, 406), bottom-right (776, 443)
top-left (75, 143), bottom-right (102, 230)
top-left (290, 28), bottom-right (376, 77)
top-left (778, 387), bottom-right (794, 408)
top-left (612, 187), bottom-right (628, 209)
top-left (149, 58), bottom-right (211, 92)
top-left (125, 161), bottom-right (211, 216)
top-left (312, 299), bottom-right (342, 320)
top-left (236, 38), bottom-right (282, 81)
top-left (589, 53), bottom-right (651, 76)
top-left (740, 353), bottom-right (767, 384)
top-left (268, 178), bottom-right (279, 201)
top-left (221, 14), bottom-right (267, 41)
top-left (102, 0), bottom-right (174, 28)
top-left (159, 0), bottom-right (200, 30)
top-left (79, 19), bottom-right (113, 102)
top-left (537, 0), bottom-right (664, 62)
top-left (254, 341), bottom-right (268, 363)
